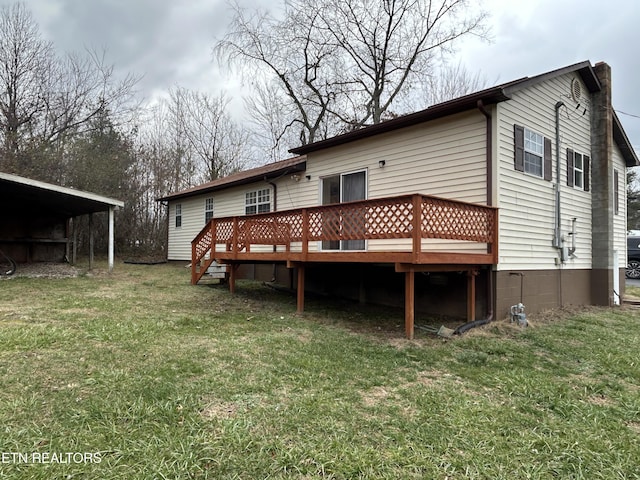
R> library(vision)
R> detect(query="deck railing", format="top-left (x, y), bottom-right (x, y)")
top-left (191, 193), bottom-right (498, 284)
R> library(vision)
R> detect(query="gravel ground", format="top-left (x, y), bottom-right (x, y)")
top-left (0, 262), bottom-right (81, 279)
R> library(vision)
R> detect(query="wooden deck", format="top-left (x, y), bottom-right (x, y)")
top-left (191, 193), bottom-right (498, 338)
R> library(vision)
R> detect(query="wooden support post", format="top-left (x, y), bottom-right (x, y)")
top-left (232, 217), bottom-right (239, 259)
top-left (72, 217), bottom-right (78, 265)
top-left (191, 241), bottom-right (197, 285)
top-left (301, 209), bottom-right (309, 261)
top-left (412, 194), bottom-right (422, 263)
top-left (467, 270), bottom-right (477, 321)
top-left (65, 218), bottom-right (71, 262)
top-left (296, 264), bottom-right (305, 314)
top-left (405, 270), bottom-right (415, 340)
top-left (229, 263), bottom-right (237, 294)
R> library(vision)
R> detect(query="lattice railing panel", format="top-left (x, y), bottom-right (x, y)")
top-left (365, 197), bottom-right (414, 238)
top-left (191, 193), bottom-right (497, 266)
top-left (193, 227), bottom-right (212, 260)
top-left (215, 220), bottom-right (234, 243)
top-left (421, 198), bottom-right (494, 242)
top-left (307, 197), bottom-right (415, 241)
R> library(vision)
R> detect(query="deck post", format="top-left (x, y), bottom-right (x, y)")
top-left (404, 270), bottom-right (415, 340)
top-left (301, 209), bottom-right (309, 261)
top-left (467, 270), bottom-right (477, 321)
top-left (412, 194), bottom-right (422, 263)
top-left (229, 263), bottom-right (237, 294)
top-left (191, 241), bottom-right (197, 285)
top-left (232, 217), bottom-right (239, 260)
top-left (296, 264), bottom-right (305, 314)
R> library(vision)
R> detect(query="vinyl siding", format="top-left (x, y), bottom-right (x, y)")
top-left (613, 144), bottom-right (628, 267)
top-left (496, 72), bottom-right (593, 271)
top-left (299, 111), bottom-right (488, 253)
top-left (168, 110), bottom-right (490, 259)
top-left (167, 197), bottom-right (208, 261)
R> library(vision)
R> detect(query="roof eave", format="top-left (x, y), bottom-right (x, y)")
top-left (0, 171), bottom-right (124, 208)
top-left (289, 88), bottom-right (512, 156)
top-left (156, 160), bottom-right (307, 202)
top-left (613, 110), bottom-right (640, 167)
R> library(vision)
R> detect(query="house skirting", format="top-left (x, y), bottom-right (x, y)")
top-left (494, 268), bottom-right (626, 318)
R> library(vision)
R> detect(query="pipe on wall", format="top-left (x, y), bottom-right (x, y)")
top-left (477, 100), bottom-right (493, 207)
top-left (554, 101), bottom-right (565, 250)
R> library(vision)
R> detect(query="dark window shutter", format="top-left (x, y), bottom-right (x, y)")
top-left (543, 137), bottom-right (552, 181)
top-left (614, 170), bottom-right (619, 214)
top-left (566, 148), bottom-right (574, 187)
top-left (514, 125), bottom-right (524, 172)
top-left (584, 155), bottom-right (590, 192)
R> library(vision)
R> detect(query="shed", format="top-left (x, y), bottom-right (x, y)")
top-left (0, 172), bottom-right (124, 272)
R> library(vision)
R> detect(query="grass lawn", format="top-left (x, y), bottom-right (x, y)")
top-left (1, 262), bottom-right (639, 479)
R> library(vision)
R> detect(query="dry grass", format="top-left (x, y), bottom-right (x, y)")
top-left (0, 262), bottom-right (639, 479)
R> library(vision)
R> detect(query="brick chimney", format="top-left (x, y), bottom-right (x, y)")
top-left (590, 61), bottom-right (615, 305)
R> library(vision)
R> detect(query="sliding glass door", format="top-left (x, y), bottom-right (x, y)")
top-left (321, 170), bottom-right (366, 250)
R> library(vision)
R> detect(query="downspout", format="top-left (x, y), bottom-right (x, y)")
top-left (265, 176), bottom-right (278, 282)
top-left (555, 102), bottom-right (565, 307)
top-left (554, 102), bottom-right (565, 249)
top-left (477, 100), bottom-right (493, 207)
top-left (455, 102), bottom-right (496, 334)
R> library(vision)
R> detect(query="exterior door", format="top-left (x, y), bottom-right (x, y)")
top-left (321, 170), bottom-right (366, 250)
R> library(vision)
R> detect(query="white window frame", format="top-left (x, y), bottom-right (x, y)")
top-left (524, 128), bottom-right (544, 178)
top-left (573, 153), bottom-right (584, 189)
top-left (245, 188), bottom-right (271, 215)
top-left (205, 197), bottom-right (214, 223)
top-left (175, 204), bottom-right (182, 229)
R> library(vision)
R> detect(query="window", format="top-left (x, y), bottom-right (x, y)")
top-left (205, 197), bottom-right (214, 223)
top-left (566, 148), bottom-right (590, 191)
top-left (514, 124), bottom-right (552, 181)
top-left (245, 188), bottom-right (271, 215)
top-left (574, 153), bottom-right (584, 188)
top-left (175, 204), bottom-right (182, 228)
top-left (524, 129), bottom-right (544, 177)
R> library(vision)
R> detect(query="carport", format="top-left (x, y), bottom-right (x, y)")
top-left (0, 172), bottom-right (124, 272)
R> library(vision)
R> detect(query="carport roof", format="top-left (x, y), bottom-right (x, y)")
top-left (0, 172), bottom-right (124, 217)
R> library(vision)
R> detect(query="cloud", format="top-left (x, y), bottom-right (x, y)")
top-left (1, 0), bottom-right (639, 151)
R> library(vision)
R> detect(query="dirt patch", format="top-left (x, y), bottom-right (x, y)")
top-left (587, 394), bottom-right (615, 407)
top-left (2, 262), bottom-right (81, 279)
top-left (627, 421), bottom-right (640, 434)
top-left (200, 401), bottom-right (239, 420)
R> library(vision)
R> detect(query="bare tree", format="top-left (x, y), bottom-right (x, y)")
top-left (169, 87), bottom-right (248, 181)
top-left (0, 2), bottom-right (138, 180)
top-left (215, 2), bottom-right (338, 147)
top-left (216, 0), bottom-right (488, 150)
top-left (312, 0), bottom-right (488, 127)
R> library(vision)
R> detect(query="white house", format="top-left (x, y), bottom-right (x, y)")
top-left (158, 61), bottom-right (638, 338)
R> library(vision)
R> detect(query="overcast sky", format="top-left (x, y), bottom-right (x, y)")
top-left (3, 0), bottom-right (639, 154)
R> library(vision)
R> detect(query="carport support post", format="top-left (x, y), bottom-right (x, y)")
top-left (108, 206), bottom-right (115, 272)
top-left (72, 217), bottom-right (78, 265)
top-left (89, 213), bottom-right (94, 271)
